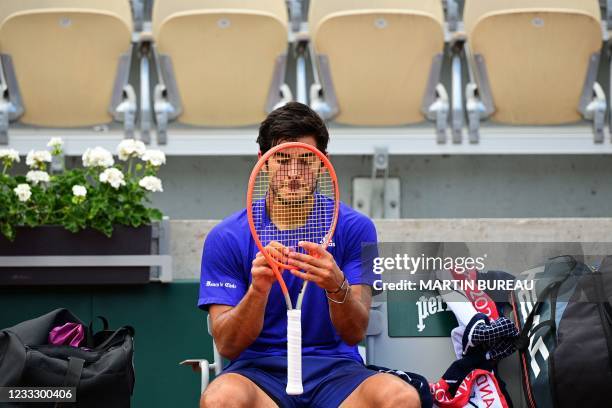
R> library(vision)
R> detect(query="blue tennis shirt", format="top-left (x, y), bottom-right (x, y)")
top-left (198, 202), bottom-right (378, 363)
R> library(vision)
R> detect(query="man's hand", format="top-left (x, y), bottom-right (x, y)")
top-left (251, 241), bottom-right (286, 295)
top-left (251, 251), bottom-right (276, 295)
top-left (286, 241), bottom-right (345, 292)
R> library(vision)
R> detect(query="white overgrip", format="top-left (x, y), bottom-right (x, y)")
top-left (286, 309), bottom-right (303, 395)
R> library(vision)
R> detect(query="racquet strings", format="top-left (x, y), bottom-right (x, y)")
top-left (251, 146), bottom-right (336, 294)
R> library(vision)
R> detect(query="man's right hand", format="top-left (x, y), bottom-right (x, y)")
top-left (251, 241), bottom-right (285, 295)
top-left (251, 252), bottom-right (276, 295)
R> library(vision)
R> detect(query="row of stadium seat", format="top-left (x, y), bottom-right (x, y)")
top-left (0, 0), bottom-right (607, 145)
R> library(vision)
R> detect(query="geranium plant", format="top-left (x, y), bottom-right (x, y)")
top-left (0, 138), bottom-right (165, 241)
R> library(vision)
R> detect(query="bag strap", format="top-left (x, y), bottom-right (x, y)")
top-left (604, 302), bottom-right (612, 327)
top-left (63, 357), bottom-right (85, 387)
top-left (528, 320), bottom-right (555, 339)
top-left (86, 316), bottom-right (110, 348)
top-left (93, 326), bottom-right (135, 351)
top-left (514, 280), bottom-right (562, 351)
top-left (54, 357), bottom-right (85, 408)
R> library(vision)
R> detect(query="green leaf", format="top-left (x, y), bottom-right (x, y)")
top-left (149, 208), bottom-right (163, 221)
top-left (0, 222), bottom-right (15, 241)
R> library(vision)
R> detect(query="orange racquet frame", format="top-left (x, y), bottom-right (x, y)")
top-left (246, 142), bottom-right (340, 305)
top-left (246, 141), bottom-right (339, 395)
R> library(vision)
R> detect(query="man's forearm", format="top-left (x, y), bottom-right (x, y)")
top-left (328, 285), bottom-right (371, 346)
top-left (211, 285), bottom-right (269, 360)
top-left (284, 242), bottom-right (373, 346)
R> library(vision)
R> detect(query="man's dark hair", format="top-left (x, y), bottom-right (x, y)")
top-left (257, 102), bottom-right (329, 154)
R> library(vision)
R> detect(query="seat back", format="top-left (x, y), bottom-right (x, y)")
top-left (152, 0), bottom-right (288, 127)
top-left (309, 0), bottom-right (444, 126)
top-left (0, 0), bottom-right (132, 127)
top-left (464, 0), bottom-right (602, 124)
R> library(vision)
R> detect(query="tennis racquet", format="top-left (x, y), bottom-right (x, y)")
top-left (246, 142), bottom-right (339, 395)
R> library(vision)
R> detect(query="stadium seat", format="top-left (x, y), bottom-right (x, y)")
top-left (151, 0), bottom-right (292, 135)
top-left (463, 0), bottom-right (606, 141)
top-left (307, 0), bottom-right (448, 137)
top-left (0, 0), bottom-right (136, 141)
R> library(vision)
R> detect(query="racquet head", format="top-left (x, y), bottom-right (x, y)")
top-left (246, 142), bottom-right (340, 296)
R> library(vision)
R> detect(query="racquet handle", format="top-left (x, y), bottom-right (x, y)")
top-left (286, 309), bottom-right (303, 395)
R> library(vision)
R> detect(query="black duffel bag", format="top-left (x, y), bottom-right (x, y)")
top-left (511, 255), bottom-right (612, 408)
top-left (0, 308), bottom-right (135, 407)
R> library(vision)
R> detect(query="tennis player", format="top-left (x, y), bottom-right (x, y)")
top-left (198, 102), bottom-right (420, 407)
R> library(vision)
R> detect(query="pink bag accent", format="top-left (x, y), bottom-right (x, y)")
top-left (48, 322), bottom-right (85, 347)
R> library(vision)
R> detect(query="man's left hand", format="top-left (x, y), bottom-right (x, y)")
top-left (286, 241), bottom-right (345, 292)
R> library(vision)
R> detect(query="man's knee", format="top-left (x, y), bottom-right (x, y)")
top-left (200, 375), bottom-right (252, 408)
top-left (200, 386), bottom-right (251, 408)
top-left (200, 389), bottom-right (227, 408)
top-left (368, 374), bottom-right (421, 408)
top-left (384, 382), bottom-right (421, 408)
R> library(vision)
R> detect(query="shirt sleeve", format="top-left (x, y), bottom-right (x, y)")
top-left (340, 215), bottom-right (379, 288)
top-left (198, 226), bottom-right (248, 310)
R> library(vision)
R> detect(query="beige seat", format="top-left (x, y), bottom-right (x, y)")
top-left (152, 0), bottom-right (291, 128)
top-left (0, 0), bottom-right (134, 129)
top-left (308, 0), bottom-right (446, 127)
top-left (464, 0), bottom-right (605, 134)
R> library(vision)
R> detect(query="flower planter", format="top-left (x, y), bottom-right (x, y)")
top-left (0, 225), bottom-right (153, 285)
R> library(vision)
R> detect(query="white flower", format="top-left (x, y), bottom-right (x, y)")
top-left (25, 150), bottom-right (52, 168)
top-left (141, 149), bottom-right (166, 166)
top-left (26, 170), bottom-right (50, 185)
top-left (99, 168), bottom-right (125, 189)
top-left (13, 184), bottom-right (31, 202)
top-left (82, 147), bottom-right (114, 168)
top-left (47, 137), bottom-right (64, 149)
top-left (117, 139), bottom-right (146, 161)
top-left (72, 185), bottom-right (87, 197)
top-left (0, 149), bottom-right (20, 163)
top-left (139, 176), bottom-right (163, 192)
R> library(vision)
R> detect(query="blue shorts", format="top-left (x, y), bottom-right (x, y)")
top-left (221, 355), bottom-right (377, 408)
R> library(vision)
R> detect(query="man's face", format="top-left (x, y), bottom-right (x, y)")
top-left (266, 136), bottom-right (322, 204)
